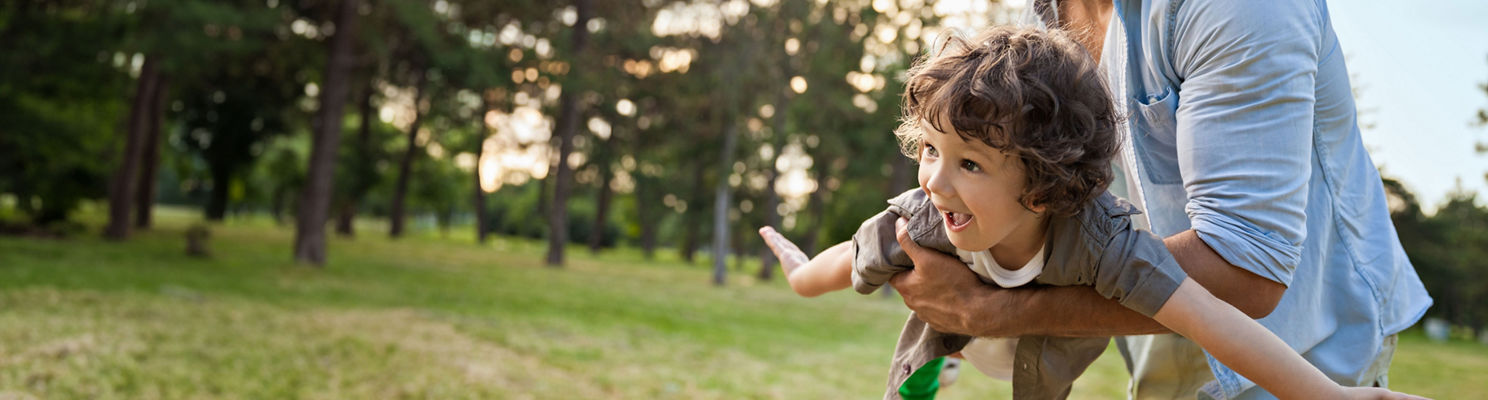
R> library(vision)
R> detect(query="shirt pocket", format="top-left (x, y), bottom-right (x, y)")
top-left (1130, 89), bottom-right (1182, 185)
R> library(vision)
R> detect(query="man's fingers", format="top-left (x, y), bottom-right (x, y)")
top-left (888, 218), bottom-right (917, 289)
top-left (894, 217), bottom-right (925, 257)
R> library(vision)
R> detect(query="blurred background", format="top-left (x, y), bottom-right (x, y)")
top-left (1, 0), bottom-right (1485, 398)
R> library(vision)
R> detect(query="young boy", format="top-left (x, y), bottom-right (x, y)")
top-left (759, 26), bottom-right (1422, 400)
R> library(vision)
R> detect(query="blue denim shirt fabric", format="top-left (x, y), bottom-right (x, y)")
top-left (1090, 0), bottom-right (1433, 398)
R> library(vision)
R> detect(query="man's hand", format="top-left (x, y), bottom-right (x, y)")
top-left (759, 226), bottom-right (810, 277)
top-left (886, 217), bottom-right (1005, 336)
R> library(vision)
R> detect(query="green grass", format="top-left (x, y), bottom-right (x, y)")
top-left (0, 207), bottom-right (1481, 399)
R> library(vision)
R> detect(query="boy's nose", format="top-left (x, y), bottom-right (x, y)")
top-left (923, 164), bottom-right (956, 200)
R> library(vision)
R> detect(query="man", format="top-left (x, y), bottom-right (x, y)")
top-left (887, 0), bottom-right (1432, 398)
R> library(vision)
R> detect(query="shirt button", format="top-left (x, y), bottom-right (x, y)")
top-left (902, 363), bottom-right (912, 376)
top-left (1021, 363), bottom-right (1030, 371)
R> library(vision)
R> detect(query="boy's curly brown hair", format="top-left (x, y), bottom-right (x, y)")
top-left (894, 26), bottom-right (1119, 216)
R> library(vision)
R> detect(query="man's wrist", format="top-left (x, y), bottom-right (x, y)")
top-left (958, 284), bottom-right (1023, 337)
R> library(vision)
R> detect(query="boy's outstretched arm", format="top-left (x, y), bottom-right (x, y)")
top-left (1154, 278), bottom-right (1427, 400)
top-left (759, 227), bottom-right (853, 297)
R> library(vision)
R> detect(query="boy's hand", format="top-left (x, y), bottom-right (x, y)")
top-left (758, 226), bottom-right (810, 277)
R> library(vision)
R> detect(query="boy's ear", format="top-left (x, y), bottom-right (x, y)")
top-left (1024, 199), bottom-right (1047, 214)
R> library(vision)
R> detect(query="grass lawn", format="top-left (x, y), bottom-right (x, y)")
top-left (0, 207), bottom-right (1481, 399)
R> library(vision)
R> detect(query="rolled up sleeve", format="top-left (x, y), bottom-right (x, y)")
top-left (1171, 0), bottom-right (1322, 286)
top-left (1094, 223), bottom-right (1189, 318)
top-left (851, 189), bottom-right (928, 294)
top-left (852, 210), bottom-right (911, 294)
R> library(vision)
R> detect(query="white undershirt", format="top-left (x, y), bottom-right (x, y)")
top-left (953, 243), bottom-right (1047, 381)
top-left (955, 244), bottom-right (1047, 288)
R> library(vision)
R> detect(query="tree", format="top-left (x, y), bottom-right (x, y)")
top-left (0, 1), bottom-right (126, 228)
top-left (1478, 54), bottom-right (1488, 181)
top-left (174, 39), bottom-right (310, 221)
top-left (545, 0), bottom-right (594, 267)
top-left (134, 75), bottom-right (170, 229)
top-left (472, 98), bottom-right (494, 244)
top-left (332, 75), bottom-right (386, 237)
top-left (105, 55), bottom-right (160, 239)
top-left (388, 68), bottom-right (429, 238)
top-left (294, 0), bottom-right (361, 266)
top-left (103, 0), bottom-right (284, 234)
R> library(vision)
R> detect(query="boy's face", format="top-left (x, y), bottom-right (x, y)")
top-left (916, 124), bottom-right (1047, 254)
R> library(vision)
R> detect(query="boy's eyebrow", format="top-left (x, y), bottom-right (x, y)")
top-left (964, 146), bottom-right (1007, 165)
top-left (924, 130), bottom-right (1004, 165)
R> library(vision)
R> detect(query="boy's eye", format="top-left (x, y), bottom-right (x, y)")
top-left (961, 160), bottom-right (981, 172)
top-left (924, 144), bottom-right (939, 158)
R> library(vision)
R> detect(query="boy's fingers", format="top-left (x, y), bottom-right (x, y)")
top-left (759, 226), bottom-right (809, 273)
top-left (759, 227), bottom-right (786, 251)
top-left (758, 226), bottom-right (805, 259)
top-left (758, 226), bottom-right (777, 245)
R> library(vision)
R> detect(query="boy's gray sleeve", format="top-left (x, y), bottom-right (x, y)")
top-left (1091, 226), bottom-right (1188, 318)
top-left (850, 189), bottom-right (926, 294)
top-left (851, 210), bottom-right (913, 294)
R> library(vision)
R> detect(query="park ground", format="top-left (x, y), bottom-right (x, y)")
top-left (0, 207), bottom-right (1483, 399)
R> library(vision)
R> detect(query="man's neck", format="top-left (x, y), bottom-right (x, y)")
top-left (1056, 0), bottom-right (1114, 64)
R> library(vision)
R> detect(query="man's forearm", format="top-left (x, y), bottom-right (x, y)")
top-left (977, 230), bottom-right (1285, 337)
top-left (986, 284), bottom-right (1169, 337)
top-left (1164, 230), bottom-right (1285, 318)
top-left (890, 218), bottom-right (1285, 337)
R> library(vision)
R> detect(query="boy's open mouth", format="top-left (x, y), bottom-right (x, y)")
top-left (945, 211), bottom-right (974, 232)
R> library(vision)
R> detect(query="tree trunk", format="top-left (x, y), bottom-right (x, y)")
top-left (388, 72), bottom-right (426, 239)
top-left (711, 123), bottom-right (738, 286)
top-left (204, 166), bottom-right (231, 221)
top-left (105, 55), bottom-right (159, 240)
top-left (134, 77), bottom-right (169, 229)
top-left (473, 166), bottom-right (488, 244)
top-left (334, 203), bottom-right (355, 236)
top-left (545, 93), bottom-right (578, 265)
top-left (635, 147), bottom-right (658, 259)
top-left (545, 0), bottom-right (592, 267)
top-left (336, 80), bottom-right (376, 237)
top-left (294, 0), bottom-right (359, 266)
top-left (473, 103), bottom-right (492, 244)
top-left (680, 161), bottom-right (706, 264)
top-left (637, 179), bottom-right (658, 258)
top-left (536, 168), bottom-right (550, 220)
top-left (588, 163), bottom-right (613, 254)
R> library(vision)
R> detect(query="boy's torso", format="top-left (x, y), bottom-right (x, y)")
top-left (854, 188), bottom-right (1187, 399)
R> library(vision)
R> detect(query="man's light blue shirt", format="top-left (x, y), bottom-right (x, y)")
top-left (1037, 0), bottom-right (1433, 398)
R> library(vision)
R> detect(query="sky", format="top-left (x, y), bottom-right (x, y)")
top-left (1329, 0), bottom-right (1488, 213)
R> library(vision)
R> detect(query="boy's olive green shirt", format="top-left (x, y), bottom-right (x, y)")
top-left (852, 189), bottom-right (1187, 400)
